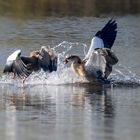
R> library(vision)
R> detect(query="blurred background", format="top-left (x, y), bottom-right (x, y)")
top-left (0, 0), bottom-right (139, 18)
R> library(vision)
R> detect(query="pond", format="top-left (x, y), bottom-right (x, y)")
top-left (0, 15), bottom-right (140, 140)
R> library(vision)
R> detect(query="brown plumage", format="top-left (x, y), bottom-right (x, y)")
top-left (65, 55), bottom-right (85, 77)
top-left (3, 46), bottom-right (57, 87)
top-left (24, 51), bottom-right (40, 72)
top-left (64, 48), bottom-right (118, 84)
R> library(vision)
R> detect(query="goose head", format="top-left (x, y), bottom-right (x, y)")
top-left (64, 55), bottom-right (82, 64)
top-left (64, 55), bottom-right (85, 77)
top-left (29, 50), bottom-right (40, 58)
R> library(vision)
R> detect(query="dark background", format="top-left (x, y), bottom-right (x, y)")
top-left (0, 0), bottom-right (139, 18)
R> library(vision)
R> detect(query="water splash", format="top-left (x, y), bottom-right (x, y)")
top-left (110, 64), bottom-right (140, 86)
top-left (0, 41), bottom-right (140, 87)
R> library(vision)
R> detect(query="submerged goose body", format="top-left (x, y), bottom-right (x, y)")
top-left (3, 46), bottom-right (57, 86)
top-left (65, 19), bottom-right (118, 84)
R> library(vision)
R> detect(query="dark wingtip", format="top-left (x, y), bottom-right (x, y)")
top-left (3, 63), bottom-right (13, 74)
top-left (95, 19), bottom-right (117, 49)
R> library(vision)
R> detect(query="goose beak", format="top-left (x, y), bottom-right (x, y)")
top-left (64, 58), bottom-right (68, 64)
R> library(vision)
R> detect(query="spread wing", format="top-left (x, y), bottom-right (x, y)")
top-left (84, 19), bottom-right (117, 60)
top-left (12, 56), bottom-right (32, 78)
top-left (95, 19), bottom-right (117, 49)
top-left (38, 46), bottom-right (57, 72)
top-left (3, 50), bottom-right (32, 78)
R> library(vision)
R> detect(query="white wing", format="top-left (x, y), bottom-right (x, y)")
top-left (84, 19), bottom-right (117, 61)
top-left (84, 48), bottom-right (118, 78)
top-left (84, 36), bottom-right (104, 60)
top-left (7, 50), bottom-right (21, 61)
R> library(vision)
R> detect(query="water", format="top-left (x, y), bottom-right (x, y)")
top-left (0, 16), bottom-right (140, 140)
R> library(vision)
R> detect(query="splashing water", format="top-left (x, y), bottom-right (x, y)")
top-left (110, 64), bottom-right (140, 86)
top-left (0, 41), bottom-right (87, 86)
top-left (0, 41), bottom-right (140, 87)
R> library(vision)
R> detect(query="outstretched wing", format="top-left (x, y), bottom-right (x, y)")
top-left (38, 46), bottom-right (57, 72)
top-left (95, 19), bottom-right (117, 49)
top-left (13, 56), bottom-right (32, 78)
top-left (84, 19), bottom-right (117, 61)
top-left (3, 50), bottom-right (32, 78)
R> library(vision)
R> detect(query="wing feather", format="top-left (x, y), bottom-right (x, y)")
top-left (13, 56), bottom-right (32, 78)
top-left (39, 46), bottom-right (57, 72)
top-left (85, 48), bottom-right (118, 78)
top-left (84, 19), bottom-right (117, 61)
top-left (95, 19), bottom-right (117, 49)
top-left (17, 57), bottom-right (32, 76)
top-left (85, 50), bottom-right (106, 78)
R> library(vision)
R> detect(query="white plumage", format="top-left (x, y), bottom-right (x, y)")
top-left (84, 37), bottom-right (104, 60)
top-left (7, 50), bottom-right (21, 62)
top-left (64, 19), bottom-right (118, 84)
top-left (85, 49), bottom-right (107, 78)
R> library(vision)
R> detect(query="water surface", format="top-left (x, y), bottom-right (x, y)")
top-left (0, 16), bottom-right (140, 140)
top-left (0, 84), bottom-right (140, 140)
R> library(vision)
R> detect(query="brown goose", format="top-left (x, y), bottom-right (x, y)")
top-left (64, 19), bottom-right (118, 84)
top-left (3, 46), bottom-right (57, 87)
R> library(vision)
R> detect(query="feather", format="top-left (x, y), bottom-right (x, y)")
top-left (65, 20), bottom-right (118, 84)
top-left (84, 19), bottom-right (117, 63)
top-left (38, 46), bottom-right (57, 72)
top-left (95, 19), bottom-right (117, 49)
top-left (3, 50), bottom-right (21, 74)
top-left (85, 48), bottom-right (118, 79)
top-left (7, 50), bottom-right (21, 61)
top-left (12, 55), bottom-right (32, 78)
top-left (3, 50), bottom-right (32, 78)
top-left (3, 61), bottom-right (13, 73)
top-left (85, 49), bottom-right (107, 78)
top-left (84, 36), bottom-right (104, 60)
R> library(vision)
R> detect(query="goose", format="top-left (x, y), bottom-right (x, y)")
top-left (3, 46), bottom-right (57, 87)
top-left (64, 19), bottom-right (118, 84)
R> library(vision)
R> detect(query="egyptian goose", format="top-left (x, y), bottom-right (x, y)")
top-left (64, 19), bottom-right (118, 84)
top-left (3, 46), bottom-right (57, 86)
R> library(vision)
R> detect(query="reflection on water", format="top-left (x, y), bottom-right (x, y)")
top-left (0, 84), bottom-right (140, 140)
top-left (0, 85), bottom-right (113, 140)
